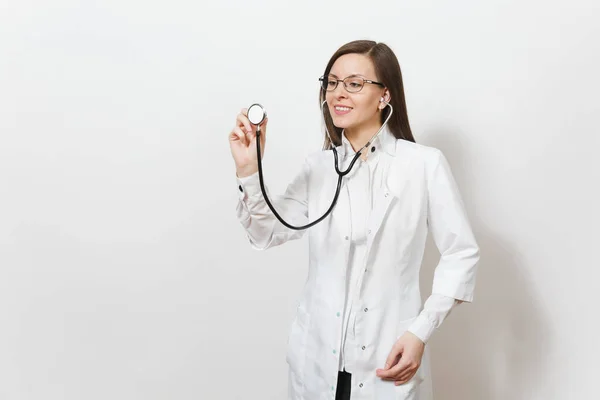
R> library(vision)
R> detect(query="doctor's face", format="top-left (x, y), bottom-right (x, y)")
top-left (324, 53), bottom-right (387, 133)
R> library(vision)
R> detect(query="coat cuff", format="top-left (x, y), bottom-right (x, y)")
top-left (407, 314), bottom-right (436, 344)
top-left (432, 279), bottom-right (476, 303)
top-left (236, 171), bottom-right (261, 200)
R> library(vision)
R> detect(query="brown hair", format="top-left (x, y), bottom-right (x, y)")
top-left (319, 40), bottom-right (416, 150)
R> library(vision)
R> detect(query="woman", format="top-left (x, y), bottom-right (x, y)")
top-left (228, 40), bottom-right (480, 400)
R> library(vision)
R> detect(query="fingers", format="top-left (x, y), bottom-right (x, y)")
top-left (378, 358), bottom-right (420, 385)
top-left (229, 126), bottom-right (248, 146)
top-left (374, 334), bottom-right (424, 386)
top-left (376, 349), bottom-right (401, 379)
top-left (379, 363), bottom-right (418, 387)
top-left (394, 367), bottom-right (416, 385)
top-left (395, 358), bottom-right (417, 378)
top-left (236, 109), bottom-right (252, 134)
top-left (384, 343), bottom-right (402, 370)
top-left (379, 358), bottom-right (411, 380)
top-left (232, 108), bottom-right (258, 147)
top-left (375, 344), bottom-right (419, 383)
top-left (230, 108), bottom-right (268, 152)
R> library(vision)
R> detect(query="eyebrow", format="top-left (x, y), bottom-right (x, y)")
top-left (329, 73), bottom-right (367, 78)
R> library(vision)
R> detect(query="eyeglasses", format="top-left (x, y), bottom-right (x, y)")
top-left (319, 74), bottom-right (385, 93)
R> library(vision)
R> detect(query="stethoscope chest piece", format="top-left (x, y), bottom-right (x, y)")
top-left (247, 103), bottom-right (267, 127)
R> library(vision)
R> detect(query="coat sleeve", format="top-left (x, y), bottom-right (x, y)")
top-left (234, 158), bottom-right (310, 250)
top-left (426, 149), bottom-right (480, 302)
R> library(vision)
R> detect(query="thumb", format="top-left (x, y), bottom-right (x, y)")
top-left (384, 342), bottom-right (403, 369)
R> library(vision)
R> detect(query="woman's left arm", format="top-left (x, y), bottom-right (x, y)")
top-left (407, 148), bottom-right (480, 342)
top-left (377, 149), bottom-right (479, 385)
top-left (425, 148), bottom-right (480, 303)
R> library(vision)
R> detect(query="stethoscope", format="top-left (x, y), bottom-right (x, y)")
top-left (247, 99), bottom-right (393, 230)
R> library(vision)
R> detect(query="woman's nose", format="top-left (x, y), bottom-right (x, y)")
top-left (333, 85), bottom-right (347, 99)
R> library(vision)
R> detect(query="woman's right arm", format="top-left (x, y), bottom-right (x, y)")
top-left (229, 108), bottom-right (309, 250)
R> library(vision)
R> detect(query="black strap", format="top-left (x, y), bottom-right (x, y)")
top-left (335, 370), bottom-right (352, 400)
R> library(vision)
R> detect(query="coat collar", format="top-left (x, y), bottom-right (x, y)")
top-left (336, 124), bottom-right (397, 159)
top-left (325, 124), bottom-right (399, 254)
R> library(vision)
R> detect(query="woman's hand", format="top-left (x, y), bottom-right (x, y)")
top-left (228, 107), bottom-right (268, 178)
top-left (375, 331), bottom-right (425, 386)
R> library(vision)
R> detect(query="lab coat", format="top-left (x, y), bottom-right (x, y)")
top-left (235, 126), bottom-right (480, 400)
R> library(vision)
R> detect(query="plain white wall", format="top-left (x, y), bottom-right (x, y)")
top-left (1, 1), bottom-right (598, 399)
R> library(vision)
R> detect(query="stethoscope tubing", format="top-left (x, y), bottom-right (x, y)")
top-left (254, 101), bottom-right (393, 231)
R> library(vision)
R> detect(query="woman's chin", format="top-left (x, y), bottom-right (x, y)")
top-left (332, 118), bottom-right (353, 129)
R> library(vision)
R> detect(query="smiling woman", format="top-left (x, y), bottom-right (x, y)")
top-left (228, 40), bottom-right (480, 400)
top-left (320, 72), bottom-right (385, 117)
top-left (318, 41), bottom-right (416, 153)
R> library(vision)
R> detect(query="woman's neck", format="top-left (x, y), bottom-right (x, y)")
top-left (344, 120), bottom-right (382, 159)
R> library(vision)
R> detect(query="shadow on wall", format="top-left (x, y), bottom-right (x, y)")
top-left (420, 129), bottom-right (551, 400)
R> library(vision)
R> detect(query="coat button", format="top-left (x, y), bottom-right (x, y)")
top-left (364, 307), bottom-right (368, 312)
top-left (368, 229), bottom-right (371, 234)
top-left (345, 236), bottom-right (349, 240)
top-left (359, 383), bottom-right (364, 388)
top-left (371, 146), bottom-right (376, 152)
top-left (238, 185), bottom-right (243, 192)
top-left (336, 312), bottom-right (341, 317)
top-left (362, 345), bottom-right (366, 350)
top-left (384, 192), bottom-right (389, 197)
top-left (333, 349), bottom-right (337, 354)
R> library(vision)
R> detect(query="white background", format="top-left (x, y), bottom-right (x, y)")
top-left (1, 1), bottom-right (598, 399)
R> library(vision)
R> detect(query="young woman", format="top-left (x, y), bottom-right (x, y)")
top-left (228, 40), bottom-right (480, 400)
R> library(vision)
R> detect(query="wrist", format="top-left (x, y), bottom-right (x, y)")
top-left (236, 166), bottom-right (258, 178)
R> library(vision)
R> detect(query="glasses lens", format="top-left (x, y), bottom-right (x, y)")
top-left (344, 77), bottom-right (365, 92)
top-left (320, 75), bottom-right (338, 91)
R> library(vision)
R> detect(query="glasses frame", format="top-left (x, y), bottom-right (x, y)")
top-left (319, 74), bottom-right (385, 93)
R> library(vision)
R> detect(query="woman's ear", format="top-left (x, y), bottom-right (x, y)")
top-left (383, 90), bottom-right (391, 103)
top-left (379, 91), bottom-right (391, 109)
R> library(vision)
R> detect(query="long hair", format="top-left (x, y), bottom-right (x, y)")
top-left (319, 40), bottom-right (416, 150)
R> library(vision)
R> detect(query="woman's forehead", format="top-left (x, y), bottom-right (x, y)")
top-left (330, 53), bottom-right (375, 78)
